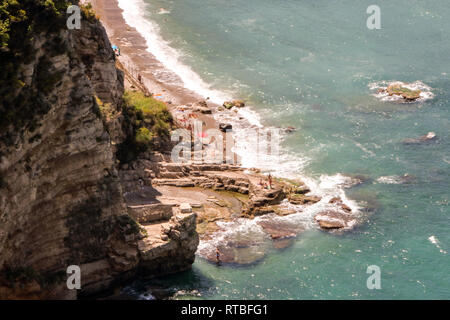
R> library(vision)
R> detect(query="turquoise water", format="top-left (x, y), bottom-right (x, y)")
top-left (129, 0), bottom-right (449, 299)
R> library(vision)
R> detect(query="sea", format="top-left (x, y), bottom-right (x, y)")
top-left (117, 0), bottom-right (450, 299)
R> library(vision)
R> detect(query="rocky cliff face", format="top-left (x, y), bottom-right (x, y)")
top-left (0, 3), bottom-right (197, 299)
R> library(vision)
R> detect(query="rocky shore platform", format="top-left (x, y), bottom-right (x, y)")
top-left (119, 153), bottom-right (360, 265)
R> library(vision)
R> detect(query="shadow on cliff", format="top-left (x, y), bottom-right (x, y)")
top-left (124, 185), bottom-right (163, 206)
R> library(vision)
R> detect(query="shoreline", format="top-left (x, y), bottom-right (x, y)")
top-left (88, 0), bottom-right (362, 262)
top-left (89, 0), bottom-right (204, 106)
top-left (89, 0), bottom-right (222, 134)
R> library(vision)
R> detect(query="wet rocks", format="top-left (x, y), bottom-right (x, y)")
top-left (314, 211), bottom-right (351, 230)
top-left (288, 194), bottom-right (321, 205)
top-left (223, 100), bottom-right (245, 109)
top-left (402, 132), bottom-right (437, 145)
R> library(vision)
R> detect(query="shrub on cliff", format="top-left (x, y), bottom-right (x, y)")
top-left (117, 91), bottom-right (173, 163)
top-left (135, 127), bottom-right (153, 145)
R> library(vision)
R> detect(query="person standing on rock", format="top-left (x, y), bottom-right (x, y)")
top-left (216, 248), bottom-right (221, 265)
top-left (268, 173), bottom-right (273, 190)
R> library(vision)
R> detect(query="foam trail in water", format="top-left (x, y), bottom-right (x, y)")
top-left (428, 236), bottom-right (447, 254)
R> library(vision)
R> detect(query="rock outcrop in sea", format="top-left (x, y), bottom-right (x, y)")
top-left (369, 81), bottom-right (434, 103)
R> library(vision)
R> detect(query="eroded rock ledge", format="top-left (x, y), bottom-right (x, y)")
top-left (0, 6), bottom-right (197, 299)
top-left (119, 153), bottom-right (360, 265)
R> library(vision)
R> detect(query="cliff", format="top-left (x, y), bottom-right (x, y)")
top-left (0, 1), bottom-right (197, 299)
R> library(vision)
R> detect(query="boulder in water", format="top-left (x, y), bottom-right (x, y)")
top-left (403, 132), bottom-right (437, 145)
top-left (258, 220), bottom-right (302, 240)
top-left (386, 83), bottom-right (421, 101)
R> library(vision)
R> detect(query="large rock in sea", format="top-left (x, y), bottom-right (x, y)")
top-left (402, 132), bottom-right (437, 145)
top-left (386, 84), bottom-right (421, 101)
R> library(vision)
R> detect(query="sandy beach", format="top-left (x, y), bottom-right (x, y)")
top-left (89, 0), bottom-right (223, 133)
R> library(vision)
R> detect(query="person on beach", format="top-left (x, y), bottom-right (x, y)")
top-left (216, 248), bottom-right (221, 264)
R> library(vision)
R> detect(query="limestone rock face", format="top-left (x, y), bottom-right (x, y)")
top-left (138, 211), bottom-right (199, 277)
top-left (0, 18), bottom-right (135, 299)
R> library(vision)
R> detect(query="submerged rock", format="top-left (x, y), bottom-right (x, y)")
top-left (315, 210), bottom-right (352, 230)
top-left (288, 194), bottom-right (321, 205)
top-left (402, 132), bottom-right (437, 145)
top-left (328, 197), bottom-right (352, 213)
top-left (258, 220), bottom-right (303, 240)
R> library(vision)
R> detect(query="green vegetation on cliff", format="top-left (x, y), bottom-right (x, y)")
top-left (117, 90), bottom-right (173, 163)
top-left (0, 0), bottom-right (71, 141)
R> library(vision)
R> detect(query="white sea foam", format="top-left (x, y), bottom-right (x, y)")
top-left (376, 175), bottom-right (404, 184)
top-left (369, 80), bottom-right (434, 103)
top-left (428, 236), bottom-right (447, 254)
